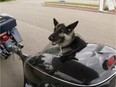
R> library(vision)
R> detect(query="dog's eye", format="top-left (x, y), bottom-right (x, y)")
top-left (68, 29), bottom-right (71, 32)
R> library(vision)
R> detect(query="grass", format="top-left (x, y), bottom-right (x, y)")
top-left (45, 1), bottom-right (116, 9)
top-left (45, 1), bottom-right (99, 7)
top-left (0, 0), bottom-right (15, 2)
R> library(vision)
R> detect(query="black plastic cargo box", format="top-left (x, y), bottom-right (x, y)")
top-left (0, 16), bottom-right (17, 34)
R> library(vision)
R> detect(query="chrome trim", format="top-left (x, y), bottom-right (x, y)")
top-left (11, 28), bottom-right (22, 43)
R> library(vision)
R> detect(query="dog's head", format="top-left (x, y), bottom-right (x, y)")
top-left (48, 18), bottom-right (79, 47)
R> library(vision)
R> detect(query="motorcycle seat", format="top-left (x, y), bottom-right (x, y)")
top-left (0, 16), bottom-right (17, 34)
top-left (52, 58), bottom-right (99, 84)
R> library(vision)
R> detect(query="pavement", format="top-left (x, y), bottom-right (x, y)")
top-left (0, 0), bottom-right (116, 87)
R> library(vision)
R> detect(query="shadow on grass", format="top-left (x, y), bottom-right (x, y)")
top-left (0, 0), bottom-right (15, 2)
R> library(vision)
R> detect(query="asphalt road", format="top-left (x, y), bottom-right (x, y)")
top-left (0, 0), bottom-right (116, 87)
top-left (1, 0), bottom-right (116, 48)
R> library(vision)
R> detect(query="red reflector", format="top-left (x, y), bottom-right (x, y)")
top-left (0, 42), bottom-right (2, 45)
top-left (2, 35), bottom-right (9, 41)
top-left (0, 32), bottom-right (9, 41)
top-left (107, 56), bottom-right (115, 68)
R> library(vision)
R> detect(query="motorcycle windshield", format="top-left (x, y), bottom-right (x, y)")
top-left (28, 43), bottom-right (116, 86)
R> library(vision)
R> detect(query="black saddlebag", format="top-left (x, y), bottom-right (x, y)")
top-left (0, 15), bottom-right (17, 34)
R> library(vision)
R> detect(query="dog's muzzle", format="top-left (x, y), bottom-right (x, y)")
top-left (48, 34), bottom-right (64, 45)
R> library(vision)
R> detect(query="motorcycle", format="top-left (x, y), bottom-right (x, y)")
top-left (0, 15), bottom-right (116, 87)
top-left (0, 14), bottom-right (23, 59)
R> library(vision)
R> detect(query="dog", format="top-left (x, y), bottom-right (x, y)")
top-left (48, 18), bottom-right (87, 62)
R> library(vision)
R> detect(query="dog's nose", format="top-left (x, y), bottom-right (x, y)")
top-left (48, 35), bottom-right (54, 41)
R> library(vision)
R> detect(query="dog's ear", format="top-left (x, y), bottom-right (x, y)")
top-left (53, 18), bottom-right (59, 26)
top-left (66, 21), bottom-right (79, 33)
